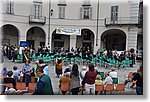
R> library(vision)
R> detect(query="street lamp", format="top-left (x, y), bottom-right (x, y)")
top-left (96, 0), bottom-right (99, 46)
top-left (48, 0), bottom-right (52, 46)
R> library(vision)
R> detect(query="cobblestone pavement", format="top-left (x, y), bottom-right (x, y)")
top-left (2, 57), bottom-right (142, 95)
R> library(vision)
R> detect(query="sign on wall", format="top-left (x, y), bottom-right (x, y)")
top-left (56, 27), bottom-right (81, 36)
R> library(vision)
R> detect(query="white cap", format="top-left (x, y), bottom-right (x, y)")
top-left (82, 66), bottom-right (87, 70)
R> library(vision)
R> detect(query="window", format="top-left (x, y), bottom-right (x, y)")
top-left (33, 2), bottom-right (42, 19)
top-left (59, 6), bottom-right (65, 19)
top-left (111, 6), bottom-right (118, 23)
top-left (80, 7), bottom-right (92, 19)
top-left (6, 0), bottom-right (14, 14)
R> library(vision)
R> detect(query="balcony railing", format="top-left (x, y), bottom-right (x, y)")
top-left (105, 17), bottom-right (139, 27)
top-left (29, 15), bottom-right (46, 25)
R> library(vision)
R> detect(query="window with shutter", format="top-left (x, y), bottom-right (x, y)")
top-left (89, 7), bottom-right (92, 19)
top-left (58, 6), bottom-right (65, 19)
top-left (6, 0), bottom-right (10, 13)
top-left (10, 1), bottom-right (14, 14)
top-left (111, 6), bottom-right (118, 24)
top-left (6, 0), bottom-right (14, 14)
top-left (33, 3), bottom-right (42, 19)
top-left (83, 7), bottom-right (90, 19)
top-left (80, 7), bottom-right (83, 19)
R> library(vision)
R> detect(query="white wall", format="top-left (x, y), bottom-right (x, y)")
top-left (0, 0), bottom-right (140, 53)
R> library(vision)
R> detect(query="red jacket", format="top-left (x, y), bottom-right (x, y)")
top-left (84, 71), bottom-right (97, 84)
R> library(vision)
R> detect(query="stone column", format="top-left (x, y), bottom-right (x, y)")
top-left (70, 34), bottom-right (76, 51)
top-left (127, 27), bottom-right (138, 51)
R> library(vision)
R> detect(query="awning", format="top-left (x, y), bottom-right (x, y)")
top-left (56, 27), bottom-right (81, 36)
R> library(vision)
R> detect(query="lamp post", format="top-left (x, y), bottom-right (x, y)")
top-left (48, 0), bottom-right (51, 47)
top-left (96, 0), bottom-right (99, 46)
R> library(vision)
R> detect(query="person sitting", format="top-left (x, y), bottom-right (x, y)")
top-left (79, 66), bottom-right (87, 95)
top-left (0, 67), bottom-right (8, 76)
top-left (109, 67), bottom-right (117, 78)
top-left (63, 64), bottom-right (72, 75)
top-left (104, 72), bottom-right (113, 85)
top-left (12, 66), bottom-right (20, 82)
top-left (59, 72), bottom-right (71, 95)
top-left (79, 66), bottom-right (87, 85)
top-left (95, 74), bottom-right (104, 95)
top-left (39, 60), bottom-right (49, 75)
top-left (33, 66), bottom-right (54, 95)
top-left (124, 72), bottom-right (137, 88)
top-left (3, 71), bottom-right (16, 90)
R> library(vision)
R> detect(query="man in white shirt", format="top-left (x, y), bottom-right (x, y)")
top-left (109, 67), bottom-right (118, 78)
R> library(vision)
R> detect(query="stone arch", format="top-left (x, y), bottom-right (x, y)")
top-left (1, 24), bottom-right (20, 46)
top-left (26, 26), bottom-right (46, 49)
top-left (101, 29), bottom-right (126, 51)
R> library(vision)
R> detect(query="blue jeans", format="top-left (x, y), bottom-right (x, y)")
top-left (136, 86), bottom-right (143, 95)
top-left (25, 74), bottom-right (31, 87)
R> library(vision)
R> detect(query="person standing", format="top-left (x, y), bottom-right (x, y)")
top-left (55, 58), bottom-right (63, 78)
top-left (70, 64), bottom-right (80, 95)
top-left (22, 60), bottom-right (32, 91)
top-left (33, 66), bottom-right (54, 95)
top-left (131, 65), bottom-right (143, 95)
top-left (84, 63), bottom-right (97, 95)
top-left (12, 66), bottom-right (20, 82)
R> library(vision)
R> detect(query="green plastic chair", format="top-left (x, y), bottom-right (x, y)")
top-left (112, 78), bottom-right (118, 84)
top-left (17, 54), bottom-right (23, 60)
top-left (37, 54), bottom-right (42, 60)
top-left (99, 72), bottom-right (105, 79)
top-left (43, 56), bottom-right (51, 63)
top-left (30, 53), bottom-right (36, 61)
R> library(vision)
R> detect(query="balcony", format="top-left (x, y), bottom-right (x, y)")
top-left (105, 17), bottom-right (139, 27)
top-left (29, 15), bottom-right (46, 25)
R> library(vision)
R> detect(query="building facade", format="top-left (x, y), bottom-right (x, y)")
top-left (0, 0), bottom-right (143, 53)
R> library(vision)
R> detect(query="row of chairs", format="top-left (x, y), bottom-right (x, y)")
top-left (16, 53), bottom-right (132, 68)
top-left (96, 84), bottom-right (125, 95)
top-left (3, 82), bottom-right (36, 92)
top-left (59, 83), bottom-right (125, 95)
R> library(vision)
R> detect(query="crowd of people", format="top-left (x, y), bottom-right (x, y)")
top-left (0, 59), bottom-right (143, 95)
top-left (2, 44), bottom-right (137, 68)
top-left (0, 44), bottom-right (143, 95)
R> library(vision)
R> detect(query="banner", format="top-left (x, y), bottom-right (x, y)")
top-left (56, 27), bottom-right (81, 36)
